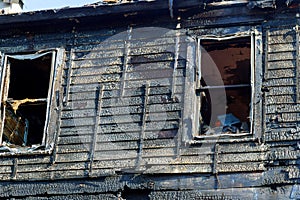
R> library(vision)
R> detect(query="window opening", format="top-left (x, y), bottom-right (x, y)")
top-left (1, 53), bottom-right (54, 147)
top-left (198, 37), bottom-right (252, 136)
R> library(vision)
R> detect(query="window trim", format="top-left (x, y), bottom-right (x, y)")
top-left (0, 48), bottom-right (64, 154)
top-left (184, 27), bottom-right (263, 143)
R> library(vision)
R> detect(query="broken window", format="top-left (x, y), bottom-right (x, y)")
top-left (197, 37), bottom-right (252, 136)
top-left (0, 51), bottom-right (57, 148)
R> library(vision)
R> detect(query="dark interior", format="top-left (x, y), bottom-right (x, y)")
top-left (8, 54), bottom-right (52, 100)
top-left (200, 37), bottom-right (251, 134)
top-left (3, 54), bottom-right (52, 146)
top-left (17, 102), bottom-right (47, 145)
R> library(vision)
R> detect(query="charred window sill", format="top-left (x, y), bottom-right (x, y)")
top-left (192, 132), bottom-right (255, 144)
top-left (0, 143), bottom-right (52, 157)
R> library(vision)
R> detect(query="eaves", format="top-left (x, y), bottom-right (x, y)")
top-left (0, 0), bottom-right (294, 32)
top-left (0, 0), bottom-right (204, 29)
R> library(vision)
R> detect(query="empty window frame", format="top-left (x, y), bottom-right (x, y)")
top-left (0, 51), bottom-right (56, 147)
top-left (197, 36), bottom-right (253, 136)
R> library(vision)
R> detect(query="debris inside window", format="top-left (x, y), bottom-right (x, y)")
top-left (0, 53), bottom-right (53, 148)
top-left (198, 37), bottom-right (251, 136)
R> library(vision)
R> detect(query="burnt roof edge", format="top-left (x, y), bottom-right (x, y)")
top-left (0, 0), bottom-right (294, 29)
top-left (0, 0), bottom-right (203, 26)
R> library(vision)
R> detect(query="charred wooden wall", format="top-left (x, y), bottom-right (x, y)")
top-left (0, 1), bottom-right (299, 199)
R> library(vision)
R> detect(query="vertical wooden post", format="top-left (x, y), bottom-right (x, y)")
top-left (63, 48), bottom-right (74, 107)
top-left (120, 26), bottom-right (132, 98)
top-left (136, 83), bottom-right (149, 168)
top-left (171, 29), bottom-right (180, 99)
top-left (11, 157), bottom-right (18, 179)
top-left (295, 25), bottom-right (300, 103)
top-left (89, 84), bottom-right (104, 174)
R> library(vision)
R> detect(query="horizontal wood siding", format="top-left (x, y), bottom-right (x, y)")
top-left (263, 18), bottom-right (300, 192)
top-left (0, 1), bottom-right (299, 199)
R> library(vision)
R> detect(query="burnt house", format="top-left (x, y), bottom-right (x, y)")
top-left (0, 0), bottom-right (299, 199)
